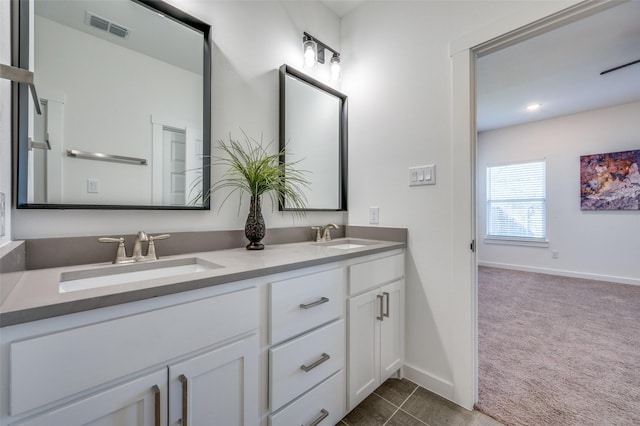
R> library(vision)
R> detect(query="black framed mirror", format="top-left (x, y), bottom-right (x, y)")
top-left (279, 64), bottom-right (347, 211)
top-left (14, 0), bottom-right (211, 209)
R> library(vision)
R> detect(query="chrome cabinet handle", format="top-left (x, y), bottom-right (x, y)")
top-left (300, 353), bottom-right (330, 372)
top-left (383, 291), bottom-right (390, 318)
top-left (304, 408), bottom-right (329, 426)
top-left (152, 385), bottom-right (160, 426)
top-left (300, 297), bottom-right (329, 310)
top-left (377, 294), bottom-right (384, 321)
top-left (179, 374), bottom-right (188, 426)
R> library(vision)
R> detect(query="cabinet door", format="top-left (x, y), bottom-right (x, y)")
top-left (168, 333), bottom-right (258, 426)
top-left (347, 288), bottom-right (381, 410)
top-left (380, 279), bottom-right (404, 382)
top-left (16, 369), bottom-right (166, 426)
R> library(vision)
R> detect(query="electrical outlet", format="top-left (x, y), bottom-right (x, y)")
top-left (551, 250), bottom-right (559, 259)
top-left (369, 206), bottom-right (379, 224)
top-left (87, 179), bottom-right (100, 193)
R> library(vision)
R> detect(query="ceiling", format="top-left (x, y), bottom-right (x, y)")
top-left (321, 0), bottom-right (640, 133)
top-left (476, 1), bottom-right (640, 132)
top-left (320, 0), bottom-right (366, 17)
top-left (35, 0), bottom-right (203, 74)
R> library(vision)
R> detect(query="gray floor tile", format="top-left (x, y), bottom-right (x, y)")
top-left (373, 378), bottom-right (418, 406)
top-left (387, 409), bottom-right (428, 425)
top-left (467, 411), bottom-right (504, 426)
top-left (343, 393), bottom-right (397, 426)
top-left (340, 380), bottom-right (505, 426)
top-left (401, 387), bottom-right (475, 426)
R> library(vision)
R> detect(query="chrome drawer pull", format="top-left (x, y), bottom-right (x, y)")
top-left (383, 291), bottom-right (390, 318)
top-left (377, 294), bottom-right (384, 321)
top-left (300, 353), bottom-right (331, 372)
top-left (304, 408), bottom-right (329, 426)
top-left (152, 385), bottom-right (161, 426)
top-left (300, 297), bottom-right (329, 309)
top-left (179, 374), bottom-right (188, 426)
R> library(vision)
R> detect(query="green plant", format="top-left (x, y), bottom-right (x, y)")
top-left (198, 131), bottom-right (310, 213)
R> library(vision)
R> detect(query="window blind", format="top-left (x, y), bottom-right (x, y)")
top-left (486, 160), bottom-right (546, 240)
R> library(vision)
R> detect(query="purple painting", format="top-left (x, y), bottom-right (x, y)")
top-left (580, 149), bottom-right (640, 210)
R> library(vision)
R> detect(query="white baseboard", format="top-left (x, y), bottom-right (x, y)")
top-left (403, 363), bottom-right (455, 402)
top-left (478, 261), bottom-right (640, 286)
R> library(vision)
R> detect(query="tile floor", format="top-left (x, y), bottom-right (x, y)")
top-left (338, 378), bottom-right (503, 426)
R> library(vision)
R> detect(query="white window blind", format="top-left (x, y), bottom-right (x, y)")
top-left (486, 160), bottom-right (546, 240)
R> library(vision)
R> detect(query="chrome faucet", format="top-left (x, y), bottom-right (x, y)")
top-left (99, 231), bottom-right (170, 264)
top-left (311, 224), bottom-right (340, 242)
top-left (322, 224), bottom-right (339, 241)
top-left (131, 231), bottom-right (148, 261)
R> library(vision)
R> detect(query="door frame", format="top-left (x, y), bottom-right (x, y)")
top-left (449, 0), bottom-right (627, 409)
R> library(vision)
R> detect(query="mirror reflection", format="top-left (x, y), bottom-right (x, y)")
top-left (280, 65), bottom-right (347, 211)
top-left (19, 0), bottom-right (210, 208)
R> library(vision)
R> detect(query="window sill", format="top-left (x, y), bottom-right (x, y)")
top-left (484, 237), bottom-right (549, 248)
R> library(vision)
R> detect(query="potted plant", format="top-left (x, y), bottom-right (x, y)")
top-left (207, 131), bottom-right (309, 250)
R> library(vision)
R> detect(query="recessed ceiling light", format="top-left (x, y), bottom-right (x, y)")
top-left (526, 103), bottom-right (541, 111)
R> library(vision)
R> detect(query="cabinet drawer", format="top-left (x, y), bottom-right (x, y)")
top-left (270, 268), bottom-right (343, 344)
top-left (269, 319), bottom-right (345, 412)
top-left (349, 253), bottom-right (404, 295)
top-left (269, 370), bottom-right (345, 426)
top-left (10, 287), bottom-right (258, 416)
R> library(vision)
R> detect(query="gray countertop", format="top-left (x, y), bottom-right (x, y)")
top-left (0, 238), bottom-right (405, 327)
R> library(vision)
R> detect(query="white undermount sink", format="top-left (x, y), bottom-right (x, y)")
top-left (59, 257), bottom-right (223, 293)
top-left (315, 238), bottom-right (378, 250)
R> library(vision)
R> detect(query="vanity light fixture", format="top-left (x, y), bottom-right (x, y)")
top-left (302, 32), bottom-right (341, 81)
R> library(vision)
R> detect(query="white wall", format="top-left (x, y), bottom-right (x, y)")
top-left (6, 1), bottom-right (346, 238)
top-left (341, 0), bottom-right (582, 408)
top-left (478, 102), bottom-right (640, 285)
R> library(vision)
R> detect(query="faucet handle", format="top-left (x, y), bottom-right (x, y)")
top-left (311, 226), bottom-right (322, 242)
top-left (98, 237), bottom-right (124, 244)
top-left (146, 234), bottom-right (170, 260)
top-left (99, 237), bottom-right (127, 263)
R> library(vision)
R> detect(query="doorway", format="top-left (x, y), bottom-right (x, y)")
top-left (448, 0), bottom-right (638, 413)
top-left (470, 1), bottom-right (640, 423)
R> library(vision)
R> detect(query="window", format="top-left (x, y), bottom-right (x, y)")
top-left (486, 160), bottom-right (546, 241)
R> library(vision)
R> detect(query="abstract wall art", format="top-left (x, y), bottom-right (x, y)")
top-left (580, 149), bottom-right (640, 210)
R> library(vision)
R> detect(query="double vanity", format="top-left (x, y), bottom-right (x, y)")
top-left (0, 235), bottom-right (406, 425)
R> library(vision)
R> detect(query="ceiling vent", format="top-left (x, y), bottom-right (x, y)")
top-left (85, 11), bottom-right (130, 39)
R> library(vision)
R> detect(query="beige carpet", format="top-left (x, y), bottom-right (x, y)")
top-left (476, 266), bottom-right (640, 426)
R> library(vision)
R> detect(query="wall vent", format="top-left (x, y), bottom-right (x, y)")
top-left (85, 11), bottom-right (130, 39)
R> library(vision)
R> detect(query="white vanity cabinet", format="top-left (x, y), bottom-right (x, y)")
top-left (167, 333), bottom-right (258, 426)
top-left (3, 287), bottom-right (259, 426)
top-left (347, 252), bottom-right (405, 410)
top-left (14, 368), bottom-right (168, 426)
top-left (267, 267), bottom-right (346, 426)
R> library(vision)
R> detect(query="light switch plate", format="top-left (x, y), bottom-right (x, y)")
top-left (409, 165), bottom-right (436, 186)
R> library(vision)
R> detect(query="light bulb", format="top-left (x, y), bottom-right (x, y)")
top-left (330, 54), bottom-right (341, 81)
top-left (303, 39), bottom-right (317, 69)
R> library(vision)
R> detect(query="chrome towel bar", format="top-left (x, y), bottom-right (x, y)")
top-left (67, 149), bottom-right (147, 165)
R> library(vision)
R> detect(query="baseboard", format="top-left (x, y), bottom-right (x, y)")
top-left (403, 363), bottom-right (455, 402)
top-left (478, 261), bottom-right (640, 286)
